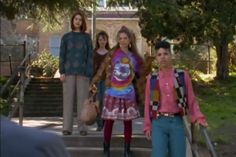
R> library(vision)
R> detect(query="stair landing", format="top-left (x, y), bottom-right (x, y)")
top-left (12, 117), bottom-right (200, 157)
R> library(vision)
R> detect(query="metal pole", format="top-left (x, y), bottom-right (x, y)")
top-left (91, 0), bottom-right (96, 42)
top-left (23, 41), bottom-right (26, 67)
top-left (200, 126), bottom-right (218, 157)
top-left (183, 116), bottom-right (200, 157)
top-left (9, 54), bottom-right (12, 75)
top-left (19, 66), bottom-right (25, 126)
top-left (208, 44), bottom-right (211, 74)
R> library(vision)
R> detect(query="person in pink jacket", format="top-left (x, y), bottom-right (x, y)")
top-left (143, 40), bottom-right (208, 157)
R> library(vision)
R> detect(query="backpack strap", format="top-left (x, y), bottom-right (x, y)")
top-left (149, 71), bottom-right (160, 118)
top-left (174, 68), bottom-right (187, 113)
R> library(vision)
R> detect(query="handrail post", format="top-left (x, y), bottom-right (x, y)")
top-left (23, 41), bottom-right (26, 68)
top-left (200, 126), bottom-right (218, 157)
top-left (19, 66), bottom-right (25, 126)
top-left (9, 54), bottom-right (12, 75)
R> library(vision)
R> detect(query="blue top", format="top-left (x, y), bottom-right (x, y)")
top-left (0, 116), bottom-right (69, 157)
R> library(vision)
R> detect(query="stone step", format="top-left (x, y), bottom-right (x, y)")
top-left (25, 91), bottom-right (62, 95)
top-left (27, 84), bottom-right (62, 88)
top-left (63, 135), bottom-right (151, 148)
top-left (25, 86), bottom-right (62, 90)
top-left (67, 147), bottom-right (151, 157)
top-left (63, 134), bottom-right (151, 157)
top-left (24, 93), bottom-right (62, 97)
top-left (23, 105), bottom-right (62, 109)
top-left (30, 78), bottom-right (61, 82)
top-left (22, 78), bottom-right (63, 117)
top-left (25, 98), bottom-right (63, 102)
top-left (23, 111), bottom-right (62, 117)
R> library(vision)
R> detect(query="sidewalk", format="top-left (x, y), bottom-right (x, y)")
top-left (12, 117), bottom-right (145, 136)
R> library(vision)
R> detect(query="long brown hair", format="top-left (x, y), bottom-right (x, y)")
top-left (70, 10), bottom-right (87, 32)
top-left (115, 26), bottom-right (141, 59)
top-left (94, 31), bottom-right (110, 51)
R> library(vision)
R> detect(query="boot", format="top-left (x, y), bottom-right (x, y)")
top-left (124, 143), bottom-right (132, 157)
top-left (103, 142), bottom-right (110, 157)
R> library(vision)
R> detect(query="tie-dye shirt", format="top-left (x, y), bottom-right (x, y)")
top-left (105, 49), bottom-right (139, 100)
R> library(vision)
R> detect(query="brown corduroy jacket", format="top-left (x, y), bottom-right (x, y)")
top-left (91, 48), bottom-right (114, 87)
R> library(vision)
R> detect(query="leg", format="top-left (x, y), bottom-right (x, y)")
top-left (76, 75), bottom-right (90, 135)
top-left (103, 119), bottom-right (114, 157)
top-left (124, 120), bottom-right (132, 157)
top-left (62, 75), bottom-right (76, 134)
top-left (151, 118), bottom-right (169, 157)
top-left (169, 117), bottom-right (186, 157)
top-left (104, 119), bottom-right (114, 144)
top-left (96, 81), bottom-right (105, 131)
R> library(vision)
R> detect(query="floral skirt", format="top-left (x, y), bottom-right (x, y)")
top-left (101, 94), bottom-right (140, 120)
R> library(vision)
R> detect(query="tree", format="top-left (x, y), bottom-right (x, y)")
top-left (0, 0), bottom-right (94, 30)
top-left (108, 0), bottom-right (236, 80)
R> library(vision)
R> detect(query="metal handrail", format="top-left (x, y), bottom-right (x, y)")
top-left (184, 118), bottom-right (218, 157)
top-left (200, 126), bottom-right (218, 157)
top-left (0, 52), bottom-right (32, 125)
top-left (0, 52), bottom-right (31, 97)
top-left (183, 116), bottom-right (200, 157)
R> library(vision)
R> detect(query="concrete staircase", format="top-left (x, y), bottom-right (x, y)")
top-left (24, 78), bottom-right (63, 116)
top-left (21, 77), bottom-right (211, 157)
top-left (62, 134), bottom-right (151, 157)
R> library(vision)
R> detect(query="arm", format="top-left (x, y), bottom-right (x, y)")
top-left (184, 71), bottom-right (207, 126)
top-left (144, 75), bottom-right (151, 133)
top-left (91, 52), bottom-right (111, 85)
top-left (85, 34), bottom-right (93, 78)
top-left (59, 35), bottom-right (66, 75)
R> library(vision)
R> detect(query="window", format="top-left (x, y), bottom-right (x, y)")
top-left (49, 35), bottom-right (61, 57)
top-left (98, 0), bottom-right (106, 7)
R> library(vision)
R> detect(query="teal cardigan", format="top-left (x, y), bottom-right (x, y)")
top-left (59, 31), bottom-right (93, 78)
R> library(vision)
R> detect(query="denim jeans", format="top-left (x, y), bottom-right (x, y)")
top-left (96, 80), bottom-right (105, 128)
top-left (151, 116), bottom-right (186, 157)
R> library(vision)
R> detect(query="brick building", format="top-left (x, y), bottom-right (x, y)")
top-left (1, 5), bottom-right (151, 76)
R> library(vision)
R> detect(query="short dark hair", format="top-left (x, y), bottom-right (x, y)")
top-left (155, 41), bottom-right (170, 50)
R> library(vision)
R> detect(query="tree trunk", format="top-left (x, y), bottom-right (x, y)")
top-left (215, 39), bottom-right (229, 80)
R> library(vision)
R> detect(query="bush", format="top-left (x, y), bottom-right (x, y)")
top-left (0, 98), bottom-right (9, 116)
top-left (31, 50), bottom-right (59, 77)
top-left (0, 76), bottom-right (7, 87)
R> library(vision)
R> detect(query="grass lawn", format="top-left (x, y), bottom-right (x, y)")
top-left (194, 73), bottom-right (236, 145)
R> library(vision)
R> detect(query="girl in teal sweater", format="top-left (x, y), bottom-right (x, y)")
top-left (59, 10), bottom-right (93, 136)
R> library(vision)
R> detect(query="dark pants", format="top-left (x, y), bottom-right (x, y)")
top-left (96, 80), bottom-right (105, 128)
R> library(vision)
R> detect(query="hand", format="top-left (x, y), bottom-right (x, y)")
top-left (89, 84), bottom-right (97, 95)
top-left (60, 74), bottom-right (65, 82)
top-left (145, 130), bottom-right (151, 140)
top-left (196, 119), bottom-right (208, 128)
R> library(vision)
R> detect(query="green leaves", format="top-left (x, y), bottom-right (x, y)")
top-left (31, 50), bottom-right (59, 77)
top-left (1, 0), bottom-right (94, 31)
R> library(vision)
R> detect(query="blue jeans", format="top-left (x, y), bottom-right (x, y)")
top-left (151, 116), bottom-right (186, 157)
top-left (96, 80), bottom-right (105, 128)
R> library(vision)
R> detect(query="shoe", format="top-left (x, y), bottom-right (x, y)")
top-left (124, 143), bottom-right (132, 157)
top-left (62, 130), bottom-right (72, 135)
top-left (79, 130), bottom-right (87, 136)
top-left (96, 126), bottom-right (103, 131)
top-left (103, 142), bottom-right (110, 157)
